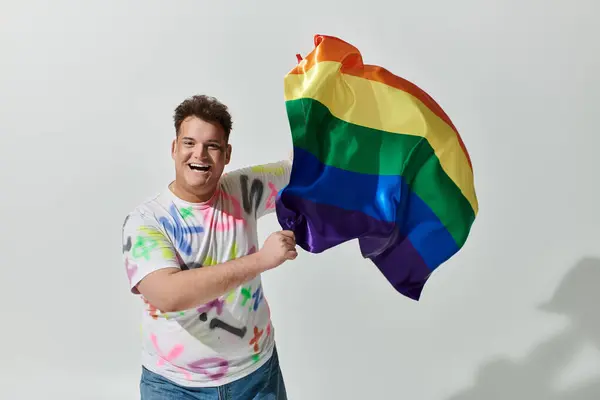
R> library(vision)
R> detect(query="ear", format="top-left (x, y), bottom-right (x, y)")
top-left (171, 138), bottom-right (177, 160)
top-left (225, 144), bottom-right (232, 165)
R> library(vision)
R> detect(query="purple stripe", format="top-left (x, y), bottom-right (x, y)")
top-left (276, 193), bottom-right (432, 300)
top-left (360, 236), bottom-right (431, 300)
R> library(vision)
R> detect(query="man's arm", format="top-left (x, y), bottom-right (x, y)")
top-left (137, 251), bottom-right (261, 312)
top-left (122, 211), bottom-right (296, 313)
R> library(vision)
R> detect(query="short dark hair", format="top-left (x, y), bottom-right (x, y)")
top-left (173, 95), bottom-right (233, 140)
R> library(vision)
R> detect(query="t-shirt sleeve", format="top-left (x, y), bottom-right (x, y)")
top-left (226, 159), bottom-right (292, 220)
top-left (121, 209), bottom-right (182, 294)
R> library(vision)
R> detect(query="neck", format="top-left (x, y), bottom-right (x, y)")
top-left (169, 181), bottom-right (215, 204)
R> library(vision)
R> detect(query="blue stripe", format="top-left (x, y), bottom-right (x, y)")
top-left (285, 147), bottom-right (459, 268)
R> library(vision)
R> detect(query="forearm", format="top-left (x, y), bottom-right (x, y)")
top-left (134, 229), bottom-right (295, 313)
top-left (159, 252), bottom-right (268, 312)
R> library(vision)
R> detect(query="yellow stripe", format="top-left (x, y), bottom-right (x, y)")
top-left (284, 61), bottom-right (478, 213)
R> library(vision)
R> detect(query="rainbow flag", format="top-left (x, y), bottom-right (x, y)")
top-left (275, 35), bottom-right (478, 300)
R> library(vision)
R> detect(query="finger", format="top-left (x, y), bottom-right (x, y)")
top-left (286, 250), bottom-right (298, 260)
top-left (281, 236), bottom-right (296, 246)
top-left (279, 230), bottom-right (295, 239)
top-left (284, 242), bottom-right (296, 252)
top-left (280, 236), bottom-right (295, 247)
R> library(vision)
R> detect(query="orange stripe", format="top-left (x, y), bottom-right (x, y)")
top-left (291, 35), bottom-right (472, 169)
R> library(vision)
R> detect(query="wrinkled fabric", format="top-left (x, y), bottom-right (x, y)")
top-left (276, 35), bottom-right (478, 300)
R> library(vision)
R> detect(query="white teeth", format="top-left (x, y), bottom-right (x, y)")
top-left (189, 163), bottom-right (210, 172)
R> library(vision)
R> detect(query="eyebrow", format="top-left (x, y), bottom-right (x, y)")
top-left (181, 137), bottom-right (223, 144)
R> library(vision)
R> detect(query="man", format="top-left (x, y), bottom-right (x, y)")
top-left (121, 94), bottom-right (295, 399)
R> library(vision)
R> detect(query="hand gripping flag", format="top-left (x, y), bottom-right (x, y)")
top-left (275, 35), bottom-right (478, 300)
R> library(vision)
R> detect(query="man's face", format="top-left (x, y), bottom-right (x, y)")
top-left (171, 116), bottom-right (231, 201)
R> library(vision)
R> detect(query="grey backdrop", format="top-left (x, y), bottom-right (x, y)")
top-left (1, 0), bottom-right (599, 398)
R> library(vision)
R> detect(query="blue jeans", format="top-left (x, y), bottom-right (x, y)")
top-left (140, 347), bottom-right (287, 400)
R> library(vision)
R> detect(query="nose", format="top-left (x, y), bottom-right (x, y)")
top-left (191, 144), bottom-right (209, 160)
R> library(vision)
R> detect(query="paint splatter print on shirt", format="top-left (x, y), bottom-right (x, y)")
top-left (121, 160), bottom-right (291, 387)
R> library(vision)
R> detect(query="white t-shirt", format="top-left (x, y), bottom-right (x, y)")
top-left (121, 160), bottom-right (292, 387)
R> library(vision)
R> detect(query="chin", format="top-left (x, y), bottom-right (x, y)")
top-left (178, 168), bottom-right (222, 191)
top-left (186, 177), bottom-right (211, 189)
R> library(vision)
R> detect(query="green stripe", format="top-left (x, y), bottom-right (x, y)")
top-left (285, 97), bottom-right (476, 247)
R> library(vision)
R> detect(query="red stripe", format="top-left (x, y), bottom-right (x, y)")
top-left (290, 34), bottom-right (472, 169)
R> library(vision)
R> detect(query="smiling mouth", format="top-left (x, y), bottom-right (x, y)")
top-left (189, 163), bottom-right (211, 172)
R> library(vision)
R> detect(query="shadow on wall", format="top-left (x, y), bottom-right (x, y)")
top-left (447, 257), bottom-right (600, 400)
